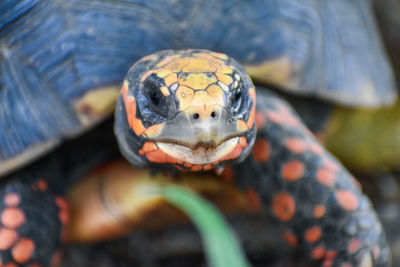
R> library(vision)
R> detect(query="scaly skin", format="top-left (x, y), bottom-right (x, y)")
top-left (0, 50), bottom-right (390, 266)
top-left (230, 89), bottom-right (390, 266)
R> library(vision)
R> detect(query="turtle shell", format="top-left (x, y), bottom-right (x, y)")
top-left (0, 0), bottom-right (395, 176)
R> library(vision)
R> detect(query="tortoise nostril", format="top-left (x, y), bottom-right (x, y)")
top-left (211, 111), bottom-right (216, 118)
top-left (193, 113), bottom-right (200, 120)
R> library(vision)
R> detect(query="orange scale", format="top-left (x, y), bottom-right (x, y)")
top-left (316, 168), bottom-right (336, 187)
top-left (282, 160), bottom-right (304, 181)
top-left (12, 238), bottom-right (35, 264)
top-left (156, 54), bottom-right (181, 68)
top-left (336, 190), bottom-right (359, 211)
top-left (323, 160), bottom-right (340, 172)
top-left (139, 142), bottom-right (158, 155)
top-left (348, 239), bottom-right (361, 254)
top-left (285, 138), bottom-right (308, 154)
top-left (304, 226), bottom-right (322, 243)
top-left (55, 197), bottom-right (68, 211)
top-left (203, 164), bottom-right (214, 171)
top-left (322, 259), bottom-right (334, 267)
top-left (251, 139), bottom-right (270, 163)
top-left (267, 111), bottom-right (288, 124)
top-left (272, 192), bottom-right (296, 222)
top-left (164, 73), bottom-right (178, 87)
top-left (140, 69), bottom-right (157, 82)
top-left (0, 228), bottom-right (18, 250)
top-left (146, 149), bottom-right (168, 164)
top-left (1, 208), bottom-right (25, 229)
top-left (37, 179), bottom-right (47, 192)
top-left (309, 143), bottom-right (324, 156)
top-left (50, 250), bottom-right (63, 267)
top-left (325, 250), bottom-right (338, 260)
top-left (183, 162), bottom-right (193, 168)
top-left (282, 231), bottom-right (298, 247)
top-left (190, 165), bottom-right (202, 172)
top-left (313, 205), bottom-right (326, 219)
top-left (311, 246), bottom-right (326, 260)
top-left (4, 193), bottom-right (20, 207)
top-left (246, 189), bottom-right (262, 211)
top-left (255, 111), bottom-right (267, 129)
top-left (246, 102), bottom-right (256, 129)
top-left (58, 209), bottom-right (69, 225)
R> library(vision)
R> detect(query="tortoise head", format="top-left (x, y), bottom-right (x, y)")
top-left (114, 49), bottom-right (256, 172)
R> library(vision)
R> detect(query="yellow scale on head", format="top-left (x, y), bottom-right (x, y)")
top-left (149, 53), bottom-right (237, 115)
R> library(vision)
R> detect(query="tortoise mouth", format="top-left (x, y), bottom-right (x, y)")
top-left (156, 137), bottom-right (240, 165)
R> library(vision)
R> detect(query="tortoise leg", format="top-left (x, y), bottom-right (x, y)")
top-left (229, 88), bottom-right (391, 267)
top-left (0, 172), bottom-right (66, 267)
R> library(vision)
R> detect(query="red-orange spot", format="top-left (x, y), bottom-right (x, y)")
top-left (272, 192), bottom-right (296, 221)
top-left (59, 209), bottom-right (69, 225)
top-left (285, 138), bottom-right (307, 154)
top-left (282, 160), bottom-right (304, 181)
top-left (139, 142), bottom-right (157, 155)
top-left (55, 197), bottom-right (68, 210)
top-left (313, 205), bottom-right (326, 219)
top-left (246, 189), bottom-right (262, 211)
top-left (220, 166), bottom-right (234, 183)
top-left (309, 143), bottom-right (324, 155)
top-left (255, 111), bottom-right (266, 129)
top-left (12, 238), bottom-right (35, 263)
top-left (312, 246), bottom-right (326, 260)
top-left (251, 139), bottom-right (270, 163)
top-left (336, 190), bottom-right (359, 211)
top-left (323, 160), bottom-right (340, 172)
top-left (282, 231), bottom-right (298, 247)
top-left (325, 250), bottom-right (338, 259)
top-left (0, 228), bottom-right (17, 250)
top-left (348, 239), bottom-right (360, 254)
top-left (50, 250), bottom-right (62, 267)
top-left (317, 168), bottom-right (336, 187)
top-left (305, 226), bottom-right (322, 243)
top-left (37, 179), bottom-right (47, 192)
top-left (1, 208), bottom-right (25, 229)
top-left (4, 193), bottom-right (20, 206)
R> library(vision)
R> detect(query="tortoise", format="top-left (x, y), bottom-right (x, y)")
top-left (0, 0), bottom-right (399, 266)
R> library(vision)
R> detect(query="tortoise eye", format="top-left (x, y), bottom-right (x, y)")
top-left (234, 87), bottom-right (242, 103)
top-left (148, 84), bottom-right (162, 106)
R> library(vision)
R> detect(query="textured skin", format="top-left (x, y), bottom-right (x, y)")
top-left (0, 175), bottom-right (64, 266)
top-left (115, 50), bottom-right (256, 172)
top-left (0, 0), bottom-right (395, 176)
top-left (229, 88), bottom-right (390, 266)
top-left (0, 120), bottom-right (119, 267)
